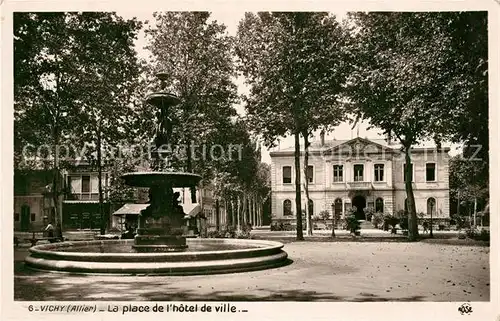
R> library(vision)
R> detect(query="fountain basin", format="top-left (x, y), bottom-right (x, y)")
top-left (121, 172), bottom-right (202, 188)
top-left (145, 92), bottom-right (181, 109)
top-left (24, 239), bottom-right (288, 275)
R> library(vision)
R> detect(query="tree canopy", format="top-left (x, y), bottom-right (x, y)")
top-left (236, 12), bottom-right (351, 145)
top-left (236, 12), bottom-right (353, 239)
top-left (144, 12), bottom-right (238, 175)
top-left (346, 12), bottom-right (488, 240)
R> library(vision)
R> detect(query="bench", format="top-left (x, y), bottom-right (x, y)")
top-left (25, 231), bottom-right (64, 246)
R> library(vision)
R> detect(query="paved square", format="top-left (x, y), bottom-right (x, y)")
top-left (14, 241), bottom-right (489, 301)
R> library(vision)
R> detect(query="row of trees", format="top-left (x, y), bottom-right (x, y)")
top-left (235, 12), bottom-right (488, 241)
top-left (13, 12), bottom-right (488, 240)
top-left (14, 12), bottom-right (271, 234)
top-left (14, 12), bottom-right (143, 235)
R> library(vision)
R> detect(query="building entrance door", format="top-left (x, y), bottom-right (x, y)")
top-left (20, 205), bottom-right (30, 231)
top-left (351, 195), bottom-right (366, 220)
top-left (334, 198), bottom-right (343, 219)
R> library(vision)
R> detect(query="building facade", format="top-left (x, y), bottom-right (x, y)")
top-left (62, 161), bottom-right (111, 230)
top-left (270, 137), bottom-right (450, 224)
top-left (14, 170), bottom-right (58, 231)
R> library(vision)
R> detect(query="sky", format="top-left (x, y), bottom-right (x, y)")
top-left (116, 10), bottom-right (462, 163)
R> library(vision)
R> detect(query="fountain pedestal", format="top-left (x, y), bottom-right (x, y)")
top-left (121, 172), bottom-right (202, 253)
top-left (133, 218), bottom-right (188, 252)
top-left (131, 181), bottom-right (188, 252)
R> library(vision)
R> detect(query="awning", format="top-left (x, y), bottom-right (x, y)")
top-left (112, 203), bottom-right (202, 217)
top-left (63, 200), bottom-right (100, 204)
top-left (112, 204), bottom-right (149, 216)
top-left (184, 203), bottom-right (202, 217)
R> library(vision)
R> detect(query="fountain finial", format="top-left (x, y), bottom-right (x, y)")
top-left (156, 71), bottom-right (169, 90)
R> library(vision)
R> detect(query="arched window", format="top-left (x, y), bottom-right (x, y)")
top-left (283, 199), bottom-right (292, 216)
top-left (375, 198), bottom-right (384, 213)
top-left (427, 198), bottom-right (436, 216)
top-left (308, 199), bottom-right (314, 216)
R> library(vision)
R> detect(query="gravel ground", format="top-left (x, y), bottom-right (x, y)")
top-left (13, 241), bottom-right (489, 301)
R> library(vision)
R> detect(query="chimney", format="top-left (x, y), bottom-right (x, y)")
top-left (320, 130), bottom-right (325, 146)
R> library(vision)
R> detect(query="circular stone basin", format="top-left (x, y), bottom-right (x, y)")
top-left (145, 92), bottom-right (180, 109)
top-left (121, 172), bottom-right (202, 188)
top-left (24, 239), bottom-right (288, 275)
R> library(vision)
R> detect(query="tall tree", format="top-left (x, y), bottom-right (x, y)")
top-left (144, 12), bottom-right (238, 199)
top-left (236, 12), bottom-right (351, 239)
top-left (14, 12), bottom-right (143, 235)
top-left (449, 154), bottom-right (488, 222)
top-left (69, 13), bottom-right (143, 234)
top-left (442, 12), bottom-right (488, 159)
top-left (14, 13), bottom-right (84, 235)
top-left (346, 12), bottom-right (486, 240)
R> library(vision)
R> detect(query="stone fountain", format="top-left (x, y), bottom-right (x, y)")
top-left (23, 72), bottom-right (289, 275)
top-left (121, 72), bottom-right (201, 252)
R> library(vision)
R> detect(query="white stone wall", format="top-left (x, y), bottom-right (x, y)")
top-left (270, 139), bottom-right (450, 221)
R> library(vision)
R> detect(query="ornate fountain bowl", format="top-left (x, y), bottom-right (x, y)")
top-left (121, 172), bottom-right (202, 188)
top-left (145, 92), bottom-right (181, 109)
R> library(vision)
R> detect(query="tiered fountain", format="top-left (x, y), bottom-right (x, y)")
top-left (24, 72), bottom-right (288, 275)
top-left (122, 72), bottom-right (202, 252)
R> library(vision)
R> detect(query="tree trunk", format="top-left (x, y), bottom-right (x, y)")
top-left (215, 198), bottom-right (220, 231)
top-left (302, 132), bottom-right (312, 236)
top-left (232, 197), bottom-right (236, 228)
top-left (243, 194), bottom-right (248, 226)
top-left (253, 194), bottom-right (257, 226)
top-left (186, 138), bottom-right (197, 203)
top-left (404, 147), bottom-right (419, 241)
top-left (256, 196), bottom-right (260, 227)
top-left (97, 127), bottom-right (106, 235)
top-left (294, 131), bottom-right (304, 240)
top-left (236, 195), bottom-right (241, 230)
top-left (331, 203), bottom-right (336, 238)
top-left (52, 133), bottom-right (63, 239)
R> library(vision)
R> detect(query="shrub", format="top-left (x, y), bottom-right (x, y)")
top-left (318, 210), bottom-right (330, 221)
top-left (242, 222), bottom-right (252, 233)
top-left (384, 214), bottom-right (399, 234)
top-left (235, 229), bottom-right (252, 239)
top-left (224, 226), bottom-right (237, 238)
top-left (384, 215), bottom-right (399, 228)
top-left (345, 215), bottom-right (361, 234)
top-left (466, 228), bottom-right (490, 241)
top-left (399, 215), bottom-right (409, 231)
top-left (371, 212), bottom-right (384, 228)
top-left (207, 230), bottom-right (230, 238)
top-left (453, 214), bottom-right (470, 230)
top-left (478, 229), bottom-right (490, 241)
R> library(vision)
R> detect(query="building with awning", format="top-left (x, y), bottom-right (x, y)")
top-left (111, 203), bottom-right (148, 231)
top-left (112, 203), bottom-right (149, 216)
top-left (111, 202), bottom-right (204, 231)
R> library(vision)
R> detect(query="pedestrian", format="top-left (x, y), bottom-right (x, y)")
top-left (45, 221), bottom-right (55, 238)
top-left (423, 221), bottom-right (429, 234)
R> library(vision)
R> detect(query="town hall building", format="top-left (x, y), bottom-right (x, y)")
top-left (269, 135), bottom-right (450, 225)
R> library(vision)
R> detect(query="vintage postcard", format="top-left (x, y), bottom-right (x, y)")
top-left (2, 0), bottom-right (498, 320)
